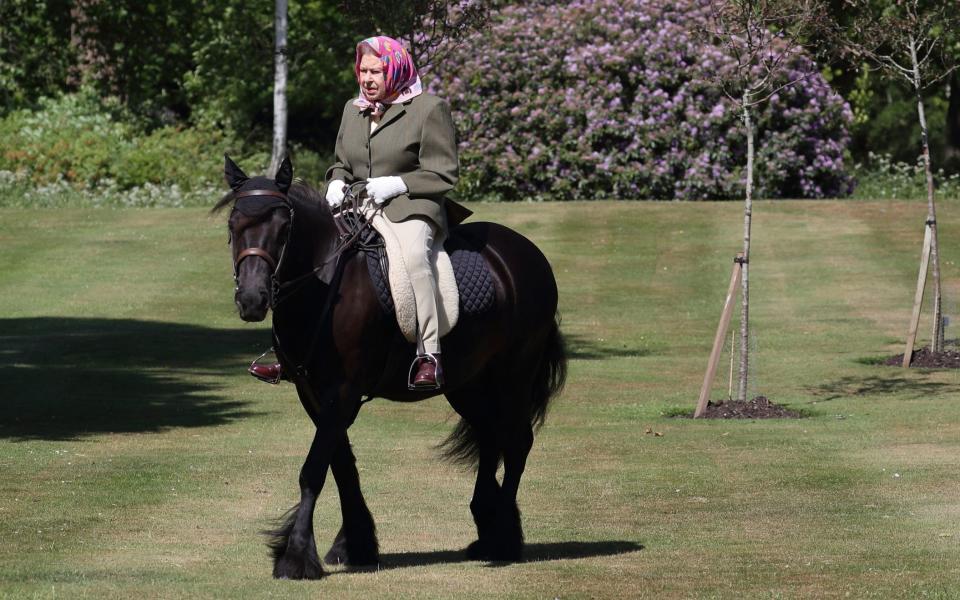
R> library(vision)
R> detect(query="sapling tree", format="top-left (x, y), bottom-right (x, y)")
top-left (826, 0), bottom-right (959, 355)
top-left (702, 0), bottom-right (827, 402)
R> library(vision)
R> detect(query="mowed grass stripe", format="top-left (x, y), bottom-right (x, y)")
top-left (0, 200), bottom-right (959, 599)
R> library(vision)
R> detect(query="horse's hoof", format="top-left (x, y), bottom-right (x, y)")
top-left (273, 554), bottom-right (325, 580)
top-left (324, 539), bottom-right (348, 566)
top-left (324, 535), bottom-right (380, 566)
top-left (466, 539), bottom-right (492, 561)
top-left (323, 549), bottom-right (379, 567)
top-left (490, 545), bottom-right (523, 563)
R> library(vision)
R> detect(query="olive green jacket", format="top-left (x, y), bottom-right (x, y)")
top-left (324, 93), bottom-right (472, 228)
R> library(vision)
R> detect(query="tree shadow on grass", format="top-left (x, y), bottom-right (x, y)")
top-left (565, 333), bottom-right (653, 361)
top-left (0, 317), bottom-right (271, 442)
top-left (346, 540), bottom-right (643, 572)
top-left (804, 375), bottom-right (960, 403)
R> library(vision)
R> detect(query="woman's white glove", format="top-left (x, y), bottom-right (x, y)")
top-left (325, 179), bottom-right (346, 207)
top-left (365, 176), bottom-right (407, 205)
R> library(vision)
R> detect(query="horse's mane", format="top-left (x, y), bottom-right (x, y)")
top-left (210, 179), bottom-right (330, 215)
top-left (211, 190), bottom-right (235, 214)
top-left (287, 180), bottom-right (326, 209)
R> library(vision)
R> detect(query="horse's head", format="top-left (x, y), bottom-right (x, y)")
top-left (219, 155), bottom-right (294, 322)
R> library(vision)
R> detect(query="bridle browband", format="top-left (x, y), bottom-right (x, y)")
top-left (234, 189), bottom-right (288, 199)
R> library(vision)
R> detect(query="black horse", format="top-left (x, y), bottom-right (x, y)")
top-left (215, 156), bottom-right (566, 579)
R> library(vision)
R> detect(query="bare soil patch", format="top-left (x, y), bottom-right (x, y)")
top-left (679, 396), bottom-right (804, 419)
top-left (883, 348), bottom-right (960, 369)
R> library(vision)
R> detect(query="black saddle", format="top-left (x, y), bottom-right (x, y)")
top-left (359, 225), bottom-right (496, 319)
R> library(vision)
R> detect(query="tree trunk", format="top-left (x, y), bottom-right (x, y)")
top-left (68, 0), bottom-right (107, 88)
top-left (268, 0), bottom-right (289, 178)
top-left (909, 35), bottom-right (943, 352)
top-left (738, 92), bottom-right (754, 403)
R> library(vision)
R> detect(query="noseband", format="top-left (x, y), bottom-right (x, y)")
top-left (236, 247), bottom-right (278, 272)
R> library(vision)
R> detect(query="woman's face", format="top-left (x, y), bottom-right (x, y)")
top-left (358, 53), bottom-right (386, 102)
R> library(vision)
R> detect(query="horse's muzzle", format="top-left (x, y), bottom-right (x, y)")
top-left (236, 286), bottom-right (270, 322)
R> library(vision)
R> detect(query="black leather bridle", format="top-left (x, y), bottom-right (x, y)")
top-left (230, 185), bottom-right (376, 308)
top-left (231, 188), bottom-right (294, 307)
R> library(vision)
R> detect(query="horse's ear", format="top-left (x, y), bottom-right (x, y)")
top-left (275, 155), bottom-right (293, 193)
top-left (224, 154), bottom-right (248, 191)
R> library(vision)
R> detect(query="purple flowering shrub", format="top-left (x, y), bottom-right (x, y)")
top-left (426, 1), bottom-right (853, 200)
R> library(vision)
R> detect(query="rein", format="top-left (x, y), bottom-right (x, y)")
top-left (271, 183), bottom-right (382, 307)
top-left (231, 184), bottom-right (379, 308)
top-left (232, 182), bottom-right (381, 392)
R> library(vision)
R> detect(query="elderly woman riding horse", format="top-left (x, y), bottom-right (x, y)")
top-left (220, 36), bottom-right (566, 580)
top-left (252, 35), bottom-right (469, 389)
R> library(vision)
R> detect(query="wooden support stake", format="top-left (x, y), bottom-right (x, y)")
top-left (903, 223), bottom-right (933, 368)
top-left (695, 253), bottom-right (744, 418)
top-left (727, 327), bottom-right (735, 401)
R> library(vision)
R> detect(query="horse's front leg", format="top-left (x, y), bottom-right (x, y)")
top-left (267, 424), bottom-right (339, 579)
top-left (323, 431), bottom-right (379, 566)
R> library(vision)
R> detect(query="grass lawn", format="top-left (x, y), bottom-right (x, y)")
top-left (1, 199), bottom-right (959, 599)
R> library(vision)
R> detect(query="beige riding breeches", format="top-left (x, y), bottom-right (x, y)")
top-left (380, 215), bottom-right (445, 355)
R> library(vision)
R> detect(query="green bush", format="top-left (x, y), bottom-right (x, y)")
top-left (113, 124), bottom-right (228, 190)
top-left (0, 172), bottom-right (224, 208)
top-left (0, 91), bottom-right (130, 186)
top-left (0, 90), bottom-right (287, 206)
top-left (851, 153), bottom-right (960, 201)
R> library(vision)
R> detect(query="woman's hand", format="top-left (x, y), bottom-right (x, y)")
top-left (325, 180), bottom-right (346, 207)
top-left (365, 176), bottom-right (407, 205)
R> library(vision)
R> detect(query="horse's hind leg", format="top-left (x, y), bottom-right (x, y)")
top-left (492, 418), bottom-right (533, 562)
top-left (467, 430), bottom-right (501, 560)
top-left (444, 386), bottom-right (502, 560)
top-left (323, 432), bottom-right (379, 566)
top-left (266, 426), bottom-right (338, 579)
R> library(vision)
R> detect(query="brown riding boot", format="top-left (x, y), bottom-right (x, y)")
top-left (411, 354), bottom-right (443, 389)
top-left (249, 348), bottom-right (283, 384)
top-left (249, 362), bottom-right (282, 384)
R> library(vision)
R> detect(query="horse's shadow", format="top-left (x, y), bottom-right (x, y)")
top-left (0, 316), bottom-right (268, 441)
top-left (342, 540), bottom-right (643, 572)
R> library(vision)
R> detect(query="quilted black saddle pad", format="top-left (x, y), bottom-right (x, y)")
top-left (364, 227), bottom-right (496, 318)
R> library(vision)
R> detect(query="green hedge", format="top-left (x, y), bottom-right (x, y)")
top-left (850, 153), bottom-right (960, 201)
top-left (0, 91), bottom-right (227, 190)
top-left (0, 90), bottom-right (329, 207)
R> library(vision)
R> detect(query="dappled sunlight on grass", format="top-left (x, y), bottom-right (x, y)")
top-left (1, 202), bottom-right (960, 597)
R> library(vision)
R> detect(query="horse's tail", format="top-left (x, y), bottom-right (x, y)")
top-left (438, 418), bottom-right (481, 467)
top-left (439, 313), bottom-right (567, 467)
top-left (530, 314), bottom-right (567, 430)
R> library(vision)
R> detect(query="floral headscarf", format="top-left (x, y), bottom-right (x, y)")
top-left (352, 36), bottom-right (423, 117)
